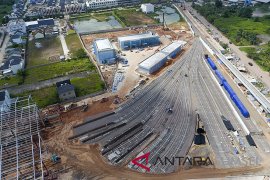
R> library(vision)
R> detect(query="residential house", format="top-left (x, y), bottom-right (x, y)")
top-left (7, 19), bottom-right (27, 35)
top-left (56, 80), bottom-right (76, 101)
top-left (0, 48), bottom-right (25, 76)
top-left (10, 34), bottom-right (26, 44)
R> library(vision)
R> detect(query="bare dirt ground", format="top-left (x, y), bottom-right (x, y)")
top-left (42, 94), bottom-right (265, 180)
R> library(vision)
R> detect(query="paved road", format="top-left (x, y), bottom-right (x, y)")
top-left (56, 19), bottom-right (70, 59)
top-left (185, 3), bottom-right (270, 89)
top-left (178, 4), bottom-right (270, 114)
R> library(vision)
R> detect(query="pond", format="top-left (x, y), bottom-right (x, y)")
top-left (74, 16), bottom-right (122, 34)
top-left (154, 6), bottom-right (181, 25)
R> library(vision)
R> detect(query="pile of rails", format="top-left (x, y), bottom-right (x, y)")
top-left (205, 55), bottom-right (250, 118)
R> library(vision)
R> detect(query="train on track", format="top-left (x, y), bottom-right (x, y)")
top-left (204, 55), bottom-right (250, 118)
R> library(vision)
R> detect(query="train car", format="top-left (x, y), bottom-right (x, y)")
top-left (232, 95), bottom-right (250, 118)
top-left (223, 81), bottom-right (235, 97)
top-left (215, 70), bottom-right (226, 85)
top-left (207, 57), bottom-right (217, 70)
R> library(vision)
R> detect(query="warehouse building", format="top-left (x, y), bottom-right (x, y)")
top-left (139, 41), bottom-right (186, 74)
top-left (118, 32), bottom-right (160, 50)
top-left (93, 38), bottom-right (116, 64)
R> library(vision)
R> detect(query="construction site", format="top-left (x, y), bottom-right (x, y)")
top-left (81, 23), bottom-right (192, 98)
top-left (0, 96), bottom-right (43, 179)
top-left (2, 2), bottom-right (270, 180)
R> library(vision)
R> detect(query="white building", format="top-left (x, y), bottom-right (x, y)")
top-left (93, 38), bottom-right (116, 64)
top-left (141, 3), bottom-right (154, 14)
top-left (0, 90), bottom-right (11, 112)
top-left (139, 41), bottom-right (186, 74)
top-left (7, 19), bottom-right (26, 35)
top-left (86, 0), bottom-right (140, 9)
top-left (86, 0), bottom-right (118, 9)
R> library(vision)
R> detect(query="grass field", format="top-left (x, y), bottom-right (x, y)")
top-left (24, 58), bottom-right (95, 84)
top-left (65, 31), bottom-right (83, 58)
top-left (214, 16), bottom-right (270, 45)
top-left (0, 76), bottom-right (22, 88)
top-left (71, 73), bottom-right (105, 97)
top-left (113, 8), bottom-right (158, 26)
top-left (13, 86), bottom-right (59, 108)
top-left (27, 37), bottom-right (63, 67)
top-left (13, 73), bottom-right (105, 108)
top-left (240, 44), bottom-right (270, 71)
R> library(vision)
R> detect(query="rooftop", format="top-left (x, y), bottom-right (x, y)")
top-left (118, 32), bottom-right (159, 42)
top-left (56, 80), bottom-right (75, 94)
top-left (95, 38), bottom-right (114, 51)
top-left (139, 41), bottom-right (186, 70)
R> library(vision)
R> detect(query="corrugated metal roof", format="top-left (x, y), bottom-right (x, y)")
top-left (95, 38), bottom-right (114, 51)
top-left (118, 32), bottom-right (158, 42)
top-left (139, 41), bottom-right (186, 70)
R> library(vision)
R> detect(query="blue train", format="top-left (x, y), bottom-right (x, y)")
top-left (205, 56), bottom-right (250, 118)
top-left (207, 57), bottom-right (217, 70)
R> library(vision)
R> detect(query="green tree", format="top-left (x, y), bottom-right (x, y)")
top-left (74, 48), bottom-right (87, 59)
top-left (215, 0), bottom-right (223, 8)
top-left (238, 8), bottom-right (253, 18)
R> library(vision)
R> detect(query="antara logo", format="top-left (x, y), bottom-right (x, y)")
top-left (131, 152), bottom-right (213, 172)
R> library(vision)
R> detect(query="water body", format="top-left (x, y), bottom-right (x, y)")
top-left (74, 16), bottom-right (122, 33)
top-left (155, 6), bottom-right (180, 25)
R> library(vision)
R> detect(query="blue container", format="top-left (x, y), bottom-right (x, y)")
top-left (207, 57), bottom-right (217, 70)
top-left (223, 81), bottom-right (235, 97)
top-left (232, 95), bottom-right (250, 118)
top-left (215, 70), bottom-right (226, 85)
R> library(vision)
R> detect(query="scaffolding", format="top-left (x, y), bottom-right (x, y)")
top-left (0, 95), bottom-right (44, 180)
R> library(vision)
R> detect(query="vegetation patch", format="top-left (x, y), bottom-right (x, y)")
top-left (24, 58), bottom-right (95, 84)
top-left (71, 73), bottom-right (105, 97)
top-left (65, 32), bottom-right (85, 58)
top-left (0, 0), bottom-right (15, 24)
top-left (13, 86), bottom-right (59, 108)
top-left (240, 43), bottom-right (270, 72)
top-left (0, 75), bottom-right (22, 88)
top-left (193, 3), bottom-right (270, 46)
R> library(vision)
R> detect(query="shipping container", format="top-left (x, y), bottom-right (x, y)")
top-left (232, 95), bottom-right (250, 118)
top-left (215, 70), bottom-right (226, 85)
top-left (207, 57), bottom-right (217, 70)
top-left (223, 81), bottom-right (235, 97)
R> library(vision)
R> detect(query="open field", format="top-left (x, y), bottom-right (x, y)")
top-left (71, 73), bottom-right (105, 97)
top-left (27, 37), bottom-right (63, 67)
top-left (70, 12), bottom-right (113, 22)
top-left (13, 86), bottom-right (59, 108)
top-left (214, 16), bottom-right (270, 45)
top-left (24, 58), bottom-right (95, 84)
top-left (113, 8), bottom-right (158, 27)
top-left (65, 31), bottom-right (82, 58)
